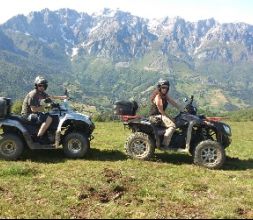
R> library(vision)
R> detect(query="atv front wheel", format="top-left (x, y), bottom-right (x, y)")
top-left (125, 132), bottom-right (155, 160)
top-left (63, 132), bottom-right (90, 158)
top-left (193, 140), bottom-right (225, 169)
top-left (0, 134), bottom-right (24, 161)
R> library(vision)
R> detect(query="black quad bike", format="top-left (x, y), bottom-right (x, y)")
top-left (0, 97), bottom-right (95, 160)
top-left (115, 96), bottom-right (232, 169)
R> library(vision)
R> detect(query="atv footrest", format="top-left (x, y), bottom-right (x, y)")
top-left (30, 143), bottom-right (56, 150)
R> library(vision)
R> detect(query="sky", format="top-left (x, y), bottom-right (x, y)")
top-left (0, 0), bottom-right (253, 25)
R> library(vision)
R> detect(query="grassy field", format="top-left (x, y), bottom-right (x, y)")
top-left (0, 121), bottom-right (253, 218)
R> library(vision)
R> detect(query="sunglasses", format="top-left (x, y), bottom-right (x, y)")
top-left (161, 86), bottom-right (169, 90)
top-left (37, 84), bottom-right (45, 88)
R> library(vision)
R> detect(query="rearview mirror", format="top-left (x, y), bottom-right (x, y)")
top-left (64, 89), bottom-right (69, 97)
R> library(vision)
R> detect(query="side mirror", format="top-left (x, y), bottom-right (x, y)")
top-left (64, 88), bottom-right (69, 98)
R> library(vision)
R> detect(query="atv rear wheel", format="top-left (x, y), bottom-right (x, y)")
top-left (125, 132), bottom-right (155, 160)
top-left (0, 134), bottom-right (24, 161)
top-left (63, 132), bottom-right (90, 158)
top-left (193, 140), bottom-right (225, 169)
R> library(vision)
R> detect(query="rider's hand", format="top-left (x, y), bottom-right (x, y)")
top-left (44, 97), bottom-right (52, 103)
top-left (179, 105), bottom-right (185, 113)
top-left (40, 99), bottom-right (50, 106)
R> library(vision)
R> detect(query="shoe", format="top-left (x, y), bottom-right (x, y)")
top-left (159, 144), bottom-right (170, 151)
top-left (32, 135), bottom-right (39, 142)
top-left (37, 136), bottom-right (51, 145)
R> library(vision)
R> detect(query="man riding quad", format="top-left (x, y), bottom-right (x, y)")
top-left (21, 76), bottom-right (67, 144)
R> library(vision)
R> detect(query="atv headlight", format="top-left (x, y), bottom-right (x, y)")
top-left (223, 125), bottom-right (231, 136)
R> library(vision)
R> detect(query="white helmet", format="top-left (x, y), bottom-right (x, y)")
top-left (34, 76), bottom-right (48, 90)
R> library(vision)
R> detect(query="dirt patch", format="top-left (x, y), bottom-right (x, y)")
top-left (78, 186), bottom-right (96, 201)
top-left (70, 168), bottom-right (137, 218)
top-left (177, 204), bottom-right (207, 219)
top-left (235, 208), bottom-right (253, 218)
top-left (0, 186), bottom-right (5, 193)
top-left (68, 203), bottom-right (91, 219)
top-left (103, 168), bottom-right (136, 186)
top-left (236, 207), bottom-right (247, 215)
top-left (156, 201), bottom-right (207, 219)
top-left (78, 184), bottom-right (126, 204)
top-left (0, 186), bottom-right (15, 202)
top-left (103, 168), bottom-right (122, 183)
top-left (70, 184), bottom-right (127, 218)
top-left (246, 211), bottom-right (253, 218)
top-left (97, 190), bottom-right (111, 203)
top-left (112, 185), bottom-right (126, 200)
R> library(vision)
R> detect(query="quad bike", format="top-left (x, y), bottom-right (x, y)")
top-left (0, 96), bottom-right (95, 160)
top-left (115, 96), bottom-right (232, 169)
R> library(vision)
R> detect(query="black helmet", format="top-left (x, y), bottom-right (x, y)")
top-left (34, 76), bottom-right (48, 90)
top-left (157, 79), bottom-right (170, 88)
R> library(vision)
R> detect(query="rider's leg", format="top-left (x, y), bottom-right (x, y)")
top-left (161, 116), bottom-right (176, 147)
top-left (37, 116), bottom-right (53, 137)
top-left (163, 126), bottom-right (176, 146)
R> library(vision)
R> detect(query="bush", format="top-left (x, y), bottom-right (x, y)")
top-left (12, 100), bottom-right (23, 114)
top-left (92, 112), bottom-right (115, 122)
top-left (223, 108), bottom-right (253, 122)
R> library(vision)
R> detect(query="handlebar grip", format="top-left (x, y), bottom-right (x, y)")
top-left (44, 97), bottom-right (53, 103)
top-left (51, 103), bottom-right (60, 108)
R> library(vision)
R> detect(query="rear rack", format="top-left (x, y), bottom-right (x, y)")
top-left (120, 115), bottom-right (142, 122)
top-left (205, 117), bottom-right (229, 122)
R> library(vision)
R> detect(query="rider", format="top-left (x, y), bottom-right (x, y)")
top-left (150, 79), bottom-right (183, 149)
top-left (21, 76), bottom-right (67, 144)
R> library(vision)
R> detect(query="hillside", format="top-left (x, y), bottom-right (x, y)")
top-left (0, 8), bottom-right (253, 112)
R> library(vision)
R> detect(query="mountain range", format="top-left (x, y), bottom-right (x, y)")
top-left (0, 8), bottom-right (253, 112)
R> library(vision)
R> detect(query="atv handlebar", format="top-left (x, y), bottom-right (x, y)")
top-left (41, 98), bottom-right (67, 112)
top-left (50, 103), bottom-right (60, 109)
top-left (183, 95), bottom-right (197, 115)
top-left (190, 95), bottom-right (194, 104)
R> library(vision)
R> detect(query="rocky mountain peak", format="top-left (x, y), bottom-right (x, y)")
top-left (0, 8), bottom-right (253, 110)
top-left (1, 8), bottom-right (253, 62)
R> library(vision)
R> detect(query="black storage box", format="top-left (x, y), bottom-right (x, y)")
top-left (114, 101), bottom-right (138, 116)
top-left (0, 97), bottom-right (12, 119)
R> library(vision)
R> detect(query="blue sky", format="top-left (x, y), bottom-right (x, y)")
top-left (0, 0), bottom-right (253, 25)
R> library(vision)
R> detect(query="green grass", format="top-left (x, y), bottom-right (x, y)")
top-left (0, 122), bottom-right (253, 218)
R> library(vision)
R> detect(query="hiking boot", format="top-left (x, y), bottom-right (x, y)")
top-left (159, 144), bottom-right (170, 151)
top-left (37, 135), bottom-right (51, 145)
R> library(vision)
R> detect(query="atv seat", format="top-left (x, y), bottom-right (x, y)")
top-left (9, 115), bottom-right (41, 126)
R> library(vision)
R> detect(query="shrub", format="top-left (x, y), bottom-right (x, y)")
top-left (12, 100), bottom-right (23, 114)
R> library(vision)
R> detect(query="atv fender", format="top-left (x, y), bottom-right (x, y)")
top-left (55, 113), bottom-right (94, 148)
top-left (186, 120), bottom-right (198, 152)
top-left (0, 119), bottom-right (35, 149)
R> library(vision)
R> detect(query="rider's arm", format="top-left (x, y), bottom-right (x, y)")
top-left (30, 106), bottom-right (44, 113)
top-left (154, 95), bottom-right (166, 116)
top-left (50, 95), bottom-right (68, 100)
top-left (167, 95), bottom-right (184, 111)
